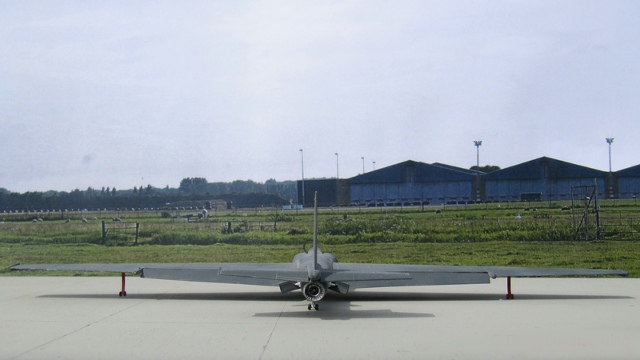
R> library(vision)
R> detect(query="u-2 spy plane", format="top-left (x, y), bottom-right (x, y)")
top-left (10, 193), bottom-right (627, 310)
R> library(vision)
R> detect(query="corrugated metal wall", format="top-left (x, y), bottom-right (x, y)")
top-left (617, 165), bottom-right (640, 198)
top-left (485, 178), bottom-right (606, 201)
top-left (300, 159), bottom-right (640, 206)
top-left (350, 181), bottom-right (472, 205)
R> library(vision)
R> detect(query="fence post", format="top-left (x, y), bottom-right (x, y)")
top-left (101, 221), bottom-right (106, 244)
top-left (135, 222), bottom-right (139, 245)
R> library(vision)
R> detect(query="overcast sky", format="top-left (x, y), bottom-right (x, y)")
top-left (1, 1), bottom-right (639, 193)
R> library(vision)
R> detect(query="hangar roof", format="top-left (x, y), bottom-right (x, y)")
top-left (483, 156), bottom-right (606, 181)
top-left (618, 164), bottom-right (640, 177)
top-left (350, 160), bottom-right (477, 184)
top-left (431, 163), bottom-right (484, 176)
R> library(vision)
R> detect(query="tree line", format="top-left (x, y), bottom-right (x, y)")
top-left (0, 178), bottom-right (295, 212)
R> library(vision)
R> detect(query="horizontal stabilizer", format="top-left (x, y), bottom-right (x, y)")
top-left (279, 281), bottom-right (299, 293)
top-left (332, 281), bottom-right (350, 294)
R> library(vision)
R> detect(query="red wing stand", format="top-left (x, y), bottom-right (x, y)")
top-left (506, 276), bottom-right (514, 299)
top-left (119, 272), bottom-right (127, 297)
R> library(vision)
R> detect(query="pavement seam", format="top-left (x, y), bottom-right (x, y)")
top-left (258, 300), bottom-right (287, 360)
top-left (9, 298), bottom-right (148, 360)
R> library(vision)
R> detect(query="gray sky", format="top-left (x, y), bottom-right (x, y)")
top-left (1, 1), bottom-right (639, 193)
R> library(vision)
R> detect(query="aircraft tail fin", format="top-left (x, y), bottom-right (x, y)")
top-left (313, 191), bottom-right (318, 269)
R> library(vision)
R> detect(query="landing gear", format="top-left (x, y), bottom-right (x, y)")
top-left (308, 303), bottom-right (319, 311)
top-left (506, 276), bottom-right (514, 300)
top-left (119, 272), bottom-right (127, 297)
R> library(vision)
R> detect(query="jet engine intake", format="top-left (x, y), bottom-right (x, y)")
top-left (302, 282), bottom-right (326, 302)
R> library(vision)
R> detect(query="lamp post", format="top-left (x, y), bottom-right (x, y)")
top-left (361, 157), bottom-right (365, 174)
top-left (474, 141), bottom-right (482, 168)
top-left (372, 161), bottom-right (376, 170)
top-left (335, 153), bottom-right (339, 179)
top-left (300, 149), bottom-right (305, 207)
top-left (605, 138), bottom-right (615, 200)
top-left (474, 141), bottom-right (482, 202)
top-left (606, 138), bottom-right (614, 172)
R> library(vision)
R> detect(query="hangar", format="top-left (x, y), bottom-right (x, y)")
top-left (348, 160), bottom-right (482, 206)
top-left (483, 157), bottom-right (608, 202)
top-left (617, 164), bottom-right (640, 199)
top-left (296, 157), bottom-right (638, 208)
top-left (297, 179), bottom-right (350, 208)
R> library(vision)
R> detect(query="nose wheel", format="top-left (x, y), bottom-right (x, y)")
top-left (308, 302), bottom-right (319, 311)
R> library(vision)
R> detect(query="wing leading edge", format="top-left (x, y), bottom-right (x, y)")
top-left (8, 263), bottom-right (299, 287)
top-left (11, 262), bottom-right (624, 290)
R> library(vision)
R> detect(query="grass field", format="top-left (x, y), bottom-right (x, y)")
top-left (2, 200), bottom-right (638, 277)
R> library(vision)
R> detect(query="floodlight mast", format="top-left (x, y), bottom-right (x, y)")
top-left (300, 149), bottom-right (305, 207)
top-left (606, 138), bottom-right (614, 172)
top-left (474, 141), bottom-right (483, 202)
top-left (474, 141), bottom-right (482, 168)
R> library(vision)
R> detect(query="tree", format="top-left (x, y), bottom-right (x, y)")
top-left (179, 177), bottom-right (208, 193)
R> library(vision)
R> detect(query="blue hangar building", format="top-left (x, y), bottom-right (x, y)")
top-left (298, 156), bottom-right (640, 207)
top-left (349, 160), bottom-right (482, 207)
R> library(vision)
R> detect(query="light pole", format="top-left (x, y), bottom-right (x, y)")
top-left (474, 140), bottom-right (482, 202)
top-left (335, 153), bottom-right (339, 179)
top-left (300, 149), bottom-right (305, 207)
top-left (372, 161), bottom-right (376, 170)
top-left (474, 141), bottom-right (482, 168)
top-left (606, 138), bottom-right (614, 172)
top-left (361, 157), bottom-right (365, 174)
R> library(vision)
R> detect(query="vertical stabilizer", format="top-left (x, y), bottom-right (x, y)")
top-left (313, 191), bottom-right (318, 269)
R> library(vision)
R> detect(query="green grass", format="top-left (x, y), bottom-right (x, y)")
top-left (1, 200), bottom-right (638, 277)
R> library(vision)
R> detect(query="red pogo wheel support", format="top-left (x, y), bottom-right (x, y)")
top-left (119, 272), bottom-right (127, 297)
top-left (506, 276), bottom-right (514, 299)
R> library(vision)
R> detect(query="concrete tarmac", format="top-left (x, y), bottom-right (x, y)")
top-left (1, 276), bottom-right (638, 360)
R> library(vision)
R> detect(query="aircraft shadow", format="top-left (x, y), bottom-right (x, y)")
top-left (40, 292), bottom-right (302, 301)
top-left (253, 306), bottom-right (434, 320)
top-left (38, 290), bottom-right (631, 320)
top-left (338, 291), bottom-right (633, 302)
top-left (39, 290), bottom-right (632, 302)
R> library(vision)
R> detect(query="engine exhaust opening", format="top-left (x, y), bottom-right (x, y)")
top-left (302, 282), bottom-right (326, 302)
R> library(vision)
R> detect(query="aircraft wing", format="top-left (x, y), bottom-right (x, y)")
top-left (330, 263), bottom-right (628, 289)
top-left (9, 263), bottom-right (302, 287)
top-left (9, 263), bottom-right (427, 287)
top-left (9, 262), bottom-right (627, 290)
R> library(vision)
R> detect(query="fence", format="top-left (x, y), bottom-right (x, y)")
top-left (599, 210), bottom-right (640, 241)
top-left (101, 221), bottom-right (139, 245)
